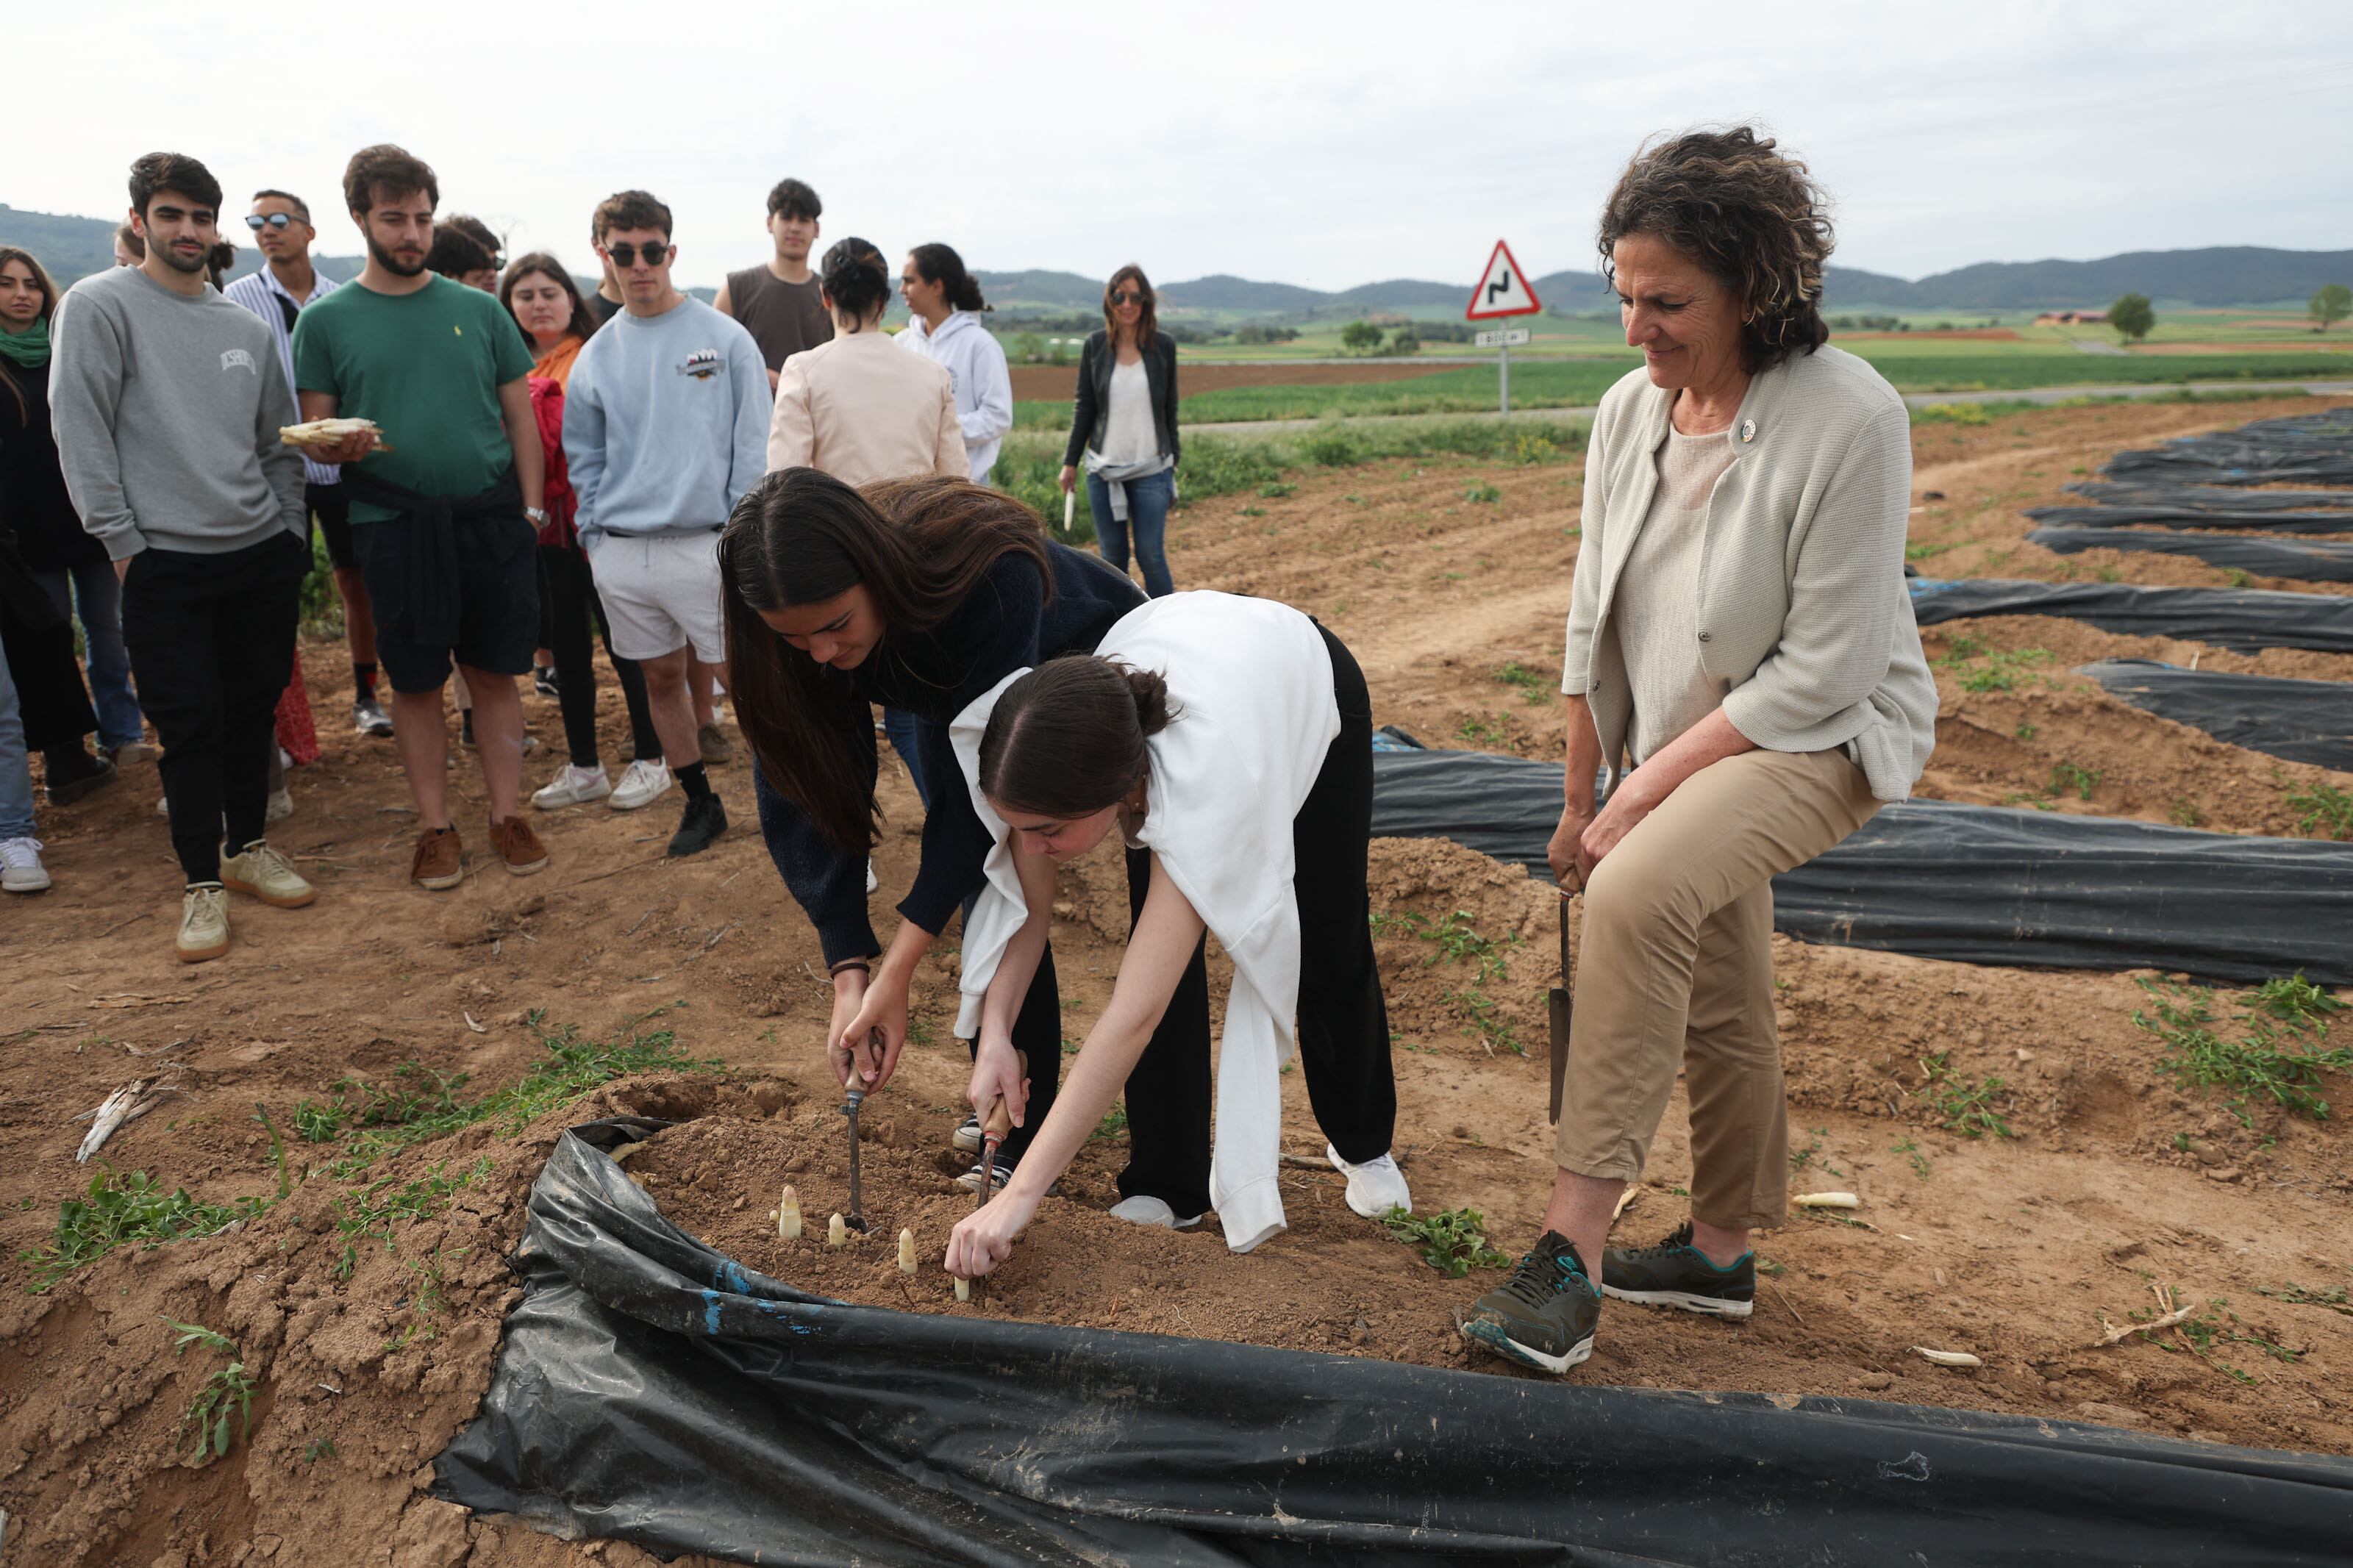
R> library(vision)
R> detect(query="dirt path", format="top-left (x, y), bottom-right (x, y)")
top-left (2, 395), bottom-right (2350, 1567)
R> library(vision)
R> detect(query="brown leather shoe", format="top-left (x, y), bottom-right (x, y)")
top-left (411, 826), bottom-right (464, 891)
top-left (489, 815), bottom-right (549, 876)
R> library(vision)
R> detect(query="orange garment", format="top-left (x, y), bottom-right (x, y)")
top-left (533, 334), bottom-right (585, 390)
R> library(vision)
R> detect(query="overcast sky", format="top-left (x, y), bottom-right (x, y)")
top-left (13, 1), bottom-right (2349, 293)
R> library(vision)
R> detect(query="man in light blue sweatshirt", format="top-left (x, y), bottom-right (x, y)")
top-left (563, 189), bottom-right (770, 858)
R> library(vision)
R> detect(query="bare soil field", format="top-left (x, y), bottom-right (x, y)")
top-left (1836, 328), bottom-right (2023, 341)
top-left (3, 395), bottom-right (2350, 1567)
top-left (1008, 360), bottom-right (1455, 402)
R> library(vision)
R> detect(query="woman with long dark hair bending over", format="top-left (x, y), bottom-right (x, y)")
top-left (726, 470), bottom-right (1153, 1186)
top-left (943, 591), bottom-right (1410, 1279)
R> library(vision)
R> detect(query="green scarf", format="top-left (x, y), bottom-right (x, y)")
top-left (0, 314), bottom-right (49, 369)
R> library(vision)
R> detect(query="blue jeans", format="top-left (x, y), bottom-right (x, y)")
top-left (36, 562), bottom-right (144, 749)
top-left (0, 629), bottom-right (33, 838)
top-left (1087, 468), bottom-right (1176, 598)
top-left (880, 706), bottom-right (929, 809)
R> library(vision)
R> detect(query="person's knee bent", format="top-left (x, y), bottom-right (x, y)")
top-left (639, 648), bottom-right (690, 687)
top-left (1579, 846), bottom-right (1697, 948)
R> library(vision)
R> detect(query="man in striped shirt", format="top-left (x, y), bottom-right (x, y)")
top-left (224, 189), bottom-right (392, 736)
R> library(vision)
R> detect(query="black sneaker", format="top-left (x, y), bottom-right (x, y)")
top-left (668, 793), bottom-right (728, 857)
top-left (533, 665), bottom-right (560, 699)
top-left (45, 750), bottom-right (118, 806)
top-left (1601, 1222), bottom-right (1756, 1320)
top-left (1463, 1231), bottom-right (1601, 1375)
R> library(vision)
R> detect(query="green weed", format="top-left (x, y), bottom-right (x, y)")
top-left (2256, 1282), bottom-right (2353, 1318)
top-left (1382, 1206), bottom-right (1511, 1277)
top-left (166, 1320), bottom-right (258, 1464)
top-left (2285, 783), bottom-right (2353, 841)
top-left (2015, 723), bottom-right (2038, 742)
top-left (1892, 1136), bottom-right (1931, 1178)
top-left (2126, 1290), bottom-right (2300, 1385)
top-left (1492, 662), bottom-right (1553, 704)
top-left (2136, 975), bottom-right (2350, 1123)
top-left (2049, 761), bottom-right (2102, 801)
top-left (302, 1438), bottom-right (339, 1464)
top-left (19, 1170), bottom-right (269, 1292)
top-left (1461, 482), bottom-right (1502, 504)
top-left (2169, 797), bottom-right (2205, 828)
top-left (1789, 1128), bottom-right (1846, 1178)
top-left (1915, 1053), bottom-right (2017, 1139)
top-left (329, 1157), bottom-right (492, 1281)
top-left (1093, 1102), bottom-right (1129, 1140)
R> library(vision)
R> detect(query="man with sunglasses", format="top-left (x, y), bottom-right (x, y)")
top-left (563, 190), bottom-right (769, 858)
top-left (291, 144), bottom-right (551, 890)
top-left (224, 190), bottom-right (391, 738)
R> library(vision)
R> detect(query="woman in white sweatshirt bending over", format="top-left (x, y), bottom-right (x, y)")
top-left (896, 245), bottom-right (1013, 487)
top-left (942, 591), bottom-right (1410, 1280)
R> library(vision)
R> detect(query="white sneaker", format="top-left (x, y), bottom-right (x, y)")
top-left (265, 787), bottom-right (295, 823)
top-left (1107, 1195), bottom-right (1204, 1230)
top-left (532, 763), bottom-right (613, 809)
top-left (609, 757), bottom-right (672, 812)
top-left (176, 883), bottom-right (230, 963)
top-left (1327, 1144), bottom-right (1412, 1220)
top-left (156, 794), bottom-right (171, 818)
top-left (219, 840), bottom-right (316, 908)
top-left (0, 837), bottom-right (50, 893)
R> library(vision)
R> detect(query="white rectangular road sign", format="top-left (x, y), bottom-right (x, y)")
top-left (1477, 328), bottom-right (1530, 348)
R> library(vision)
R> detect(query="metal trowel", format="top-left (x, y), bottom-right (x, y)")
top-left (840, 1028), bottom-right (884, 1233)
top-left (1548, 895), bottom-right (1576, 1125)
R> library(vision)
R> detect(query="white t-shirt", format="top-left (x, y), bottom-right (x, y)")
top-left (1099, 357), bottom-right (1159, 465)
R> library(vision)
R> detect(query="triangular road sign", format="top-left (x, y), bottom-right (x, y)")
top-left (1466, 240), bottom-right (1541, 320)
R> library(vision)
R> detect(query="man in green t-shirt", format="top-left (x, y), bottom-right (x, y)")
top-left (291, 143), bottom-right (551, 891)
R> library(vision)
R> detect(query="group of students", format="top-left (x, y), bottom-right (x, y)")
top-left (0, 140), bottom-right (1413, 1294)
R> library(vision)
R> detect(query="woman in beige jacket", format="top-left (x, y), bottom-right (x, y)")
top-left (1463, 127), bottom-right (1937, 1376)
top-left (765, 238), bottom-right (967, 485)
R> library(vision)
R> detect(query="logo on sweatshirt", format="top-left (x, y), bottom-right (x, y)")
top-left (220, 348), bottom-right (257, 375)
top-left (678, 348), bottom-right (722, 382)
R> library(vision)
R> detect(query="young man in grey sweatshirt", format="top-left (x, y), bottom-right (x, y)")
top-left (564, 188), bottom-right (770, 858)
top-left (49, 151), bottom-right (318, 963)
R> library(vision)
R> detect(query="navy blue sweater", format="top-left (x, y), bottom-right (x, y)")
top-left (756, 541), bottom-right (1147, 962)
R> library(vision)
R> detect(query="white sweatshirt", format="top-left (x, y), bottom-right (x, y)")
top-left (950, 593), bottom-right (1340, 1253)
top-left (896, 310), bottom-right (1014, 484)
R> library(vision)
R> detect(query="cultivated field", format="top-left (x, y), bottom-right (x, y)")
top-left (3, 395), bottom-right (2351, 1567)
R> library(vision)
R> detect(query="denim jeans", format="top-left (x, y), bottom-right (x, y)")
top-left (36, 562), bottom-right (144, 749)
top-left (0, 629), bottom-right (35, 840)
top-left (880, 706), bottom-right (929, 809)
top-left (1086, 467), bottom-right (1176, 598)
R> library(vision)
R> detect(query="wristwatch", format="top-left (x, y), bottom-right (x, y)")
top-left (524, 506), bottom-right (549, 526)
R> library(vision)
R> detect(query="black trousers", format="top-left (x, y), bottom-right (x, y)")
top-left (540, 543), bottom-right (659, 768)
top-left (1001, 624), bottom-right (1399, 1218)
top-left (120, 533), bottom-right (305, 884)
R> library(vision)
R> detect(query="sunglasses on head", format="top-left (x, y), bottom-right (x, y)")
top-left (607, 242), bottom-right (669, 267)
top-left (1110, 289), bottom-right (1144, 306)
top-left (246, 212), bottom-right (299, 231)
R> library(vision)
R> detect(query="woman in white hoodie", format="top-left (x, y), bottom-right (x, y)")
top-left (941, 591), bottom-right (1410, 1280)
top-left (896, 245), bottom-right (1014, 487)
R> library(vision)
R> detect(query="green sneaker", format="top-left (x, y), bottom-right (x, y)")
top-left (1601, 1222), bottom-right (1755, 1320)
top-left (1462, 1231), bottom-right (1600, 1374)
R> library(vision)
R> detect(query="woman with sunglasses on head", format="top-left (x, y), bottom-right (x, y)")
top-left (1057, 266), bottom-right (1179, 598)
top-left (896, 244), bottom-right (1014, 487)
top-left (725, 469), bottom-right (1148, 1192)
top-left (940, 590), bottom-right (1409, 1282)
top-left (496, 254), bottom-right (665, 812)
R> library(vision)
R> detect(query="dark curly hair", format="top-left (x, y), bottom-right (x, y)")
top-left (1597, 126), bottom-right (1832, 373)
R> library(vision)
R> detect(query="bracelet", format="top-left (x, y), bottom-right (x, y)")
top-left (828, 957), bottom-right (874, 977)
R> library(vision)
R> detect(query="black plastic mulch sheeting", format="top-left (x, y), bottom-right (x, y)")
top-left (2025, 502), bottom-right (2353, 536)
top-left (2068, 481), bottom-right (2353, 513)
top-left (2027, 526), bottom-right (2353, 582)
top-left (1367, 749), bottom-right (2353, 984)
top-left (2102, 408), bottom-right (2353, 489)
top-left (2077, 659), bottom-right (2353, 772)
top-left (433, 1119), bottom-right (2353, 1567)
top-left (1907, 576), bottom-right (2353, 654)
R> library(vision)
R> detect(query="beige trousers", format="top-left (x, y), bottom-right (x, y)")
top-left (1554, 748), bottom-right (1880, 1230)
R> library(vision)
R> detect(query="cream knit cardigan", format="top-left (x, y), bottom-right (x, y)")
top-left (1563, 345), bottom-right (1937, 800)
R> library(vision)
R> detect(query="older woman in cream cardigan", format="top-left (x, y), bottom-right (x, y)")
top-left (1465, 127), bottom-right (1938, 1375)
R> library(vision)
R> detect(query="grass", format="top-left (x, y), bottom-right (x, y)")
top-left (329, 1157), bottom-right (491, 1281)
top-left (18, 1169), bottom-right (271, 1292)
top-left (2257, 1282), bottom-right (2353, 1318)
top-left (1915, 1053), bottom-right (2017, 1139)
top-left (2285, 783), bottom-right (2353, 841)
top-left (1892, 1136), bottom-right (1932, 1179)
top-left (1382, 1206), bottom-right (1513, 1277)
top-left (167, 1320), bottom-right (258, 1464)
top-left (1092, 1101), bottom-right (1129, 1140)
top-left (1788, 1128), bottom-right (1846, 1178)
top-left (1370, 909), bottom-right (1527, 1055)
top-left (2125, 1288), bottom-right (2301, 1386)
top-left (1492, 662), bottom-right (1554, 705)
top-left (2135, 974), bottom-right (2351, 1125)
top-left (2050, 761), bottom-right (2102, 801)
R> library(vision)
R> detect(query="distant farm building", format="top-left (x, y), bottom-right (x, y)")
top-left (2034, 309), bottom-right (2109, 326)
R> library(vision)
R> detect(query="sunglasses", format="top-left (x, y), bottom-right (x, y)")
top-left (1110, 290), bottom-right (1144, 305)
top-left (246, 212), bottom-right (300, 231)
top-left (607, 243), bottom-right (669, 267)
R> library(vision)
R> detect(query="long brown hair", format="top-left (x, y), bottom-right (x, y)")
top-left (721, 470), bottom-right (1055, 851)
top-left (499, 251), bottom-right (601, 346)
top-left (1102, 264), bottom-right (1157, 351)
top-left (0, 246), bottom-right (61, 425)
top-left (979, 656), bottom-right (1175, 816)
